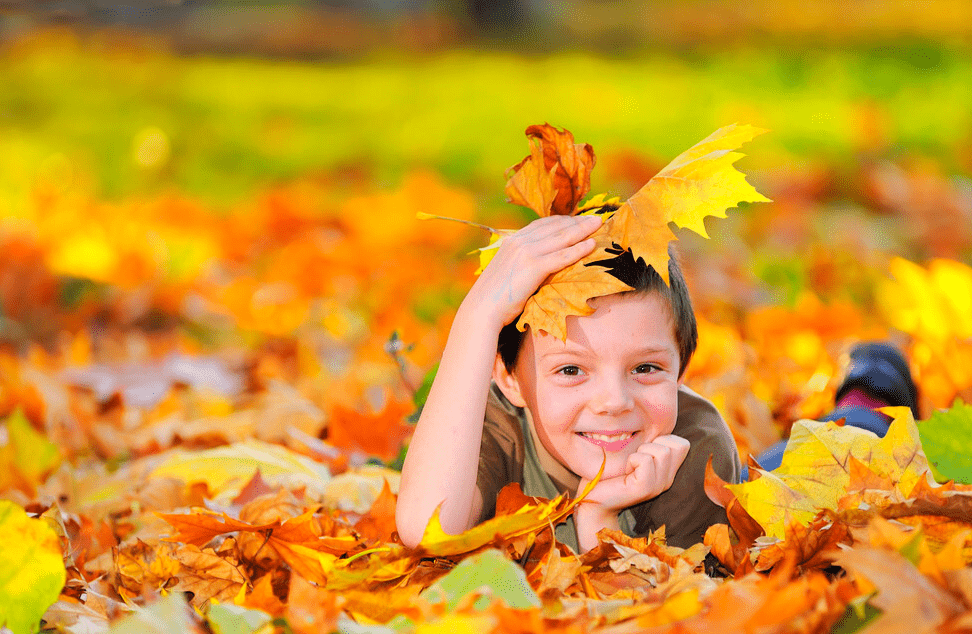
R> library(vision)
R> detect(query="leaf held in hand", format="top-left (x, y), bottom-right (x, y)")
top-left (515, 123), bottom-right (769, 339)
top-left (610, 123), bottom-right (770, 284)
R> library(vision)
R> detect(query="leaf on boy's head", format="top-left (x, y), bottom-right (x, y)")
top-left (516, 223), bottom-right (632, 340)
top-left (612, 123), bottom-right (771, 284)
top-left (513, 123), bottom-right (769, 340)
top-left (505, 124), bottom-right (596, 217)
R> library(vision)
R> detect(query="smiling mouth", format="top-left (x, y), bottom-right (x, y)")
top-left (576, 430), bottom-right (639, 450)
top-left (578, 431), bottom-right (636, 442)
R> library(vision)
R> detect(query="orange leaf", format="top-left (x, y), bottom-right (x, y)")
top-left (704, 457), bottom-right (765, 546)
top-left (354, 479), bottom-right (399, 543)
top-left (703, 523), bottom-right (752, 576)
top-left (834, 545), bottom-right (965, 633)
top-left (753, 512), bottom-right (852, 573)
top-left (159, 511), bottom-right (280, 547)
top-left (284, 574), bottom-right (343, 634)
top-left (505, 124), bottom-right (595, 217)
top-left (326, 400), bottom-right (413, 462)
top-left (241, 573), bottom-right (286, 617)
top-left (169, 543), bottom-right (247, 605)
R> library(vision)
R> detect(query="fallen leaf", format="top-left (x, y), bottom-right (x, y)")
top-left (919, 398), bottom-right (972, 484)
top-left (149, 439), bottom-right (330, 502)
top-left (729, 409), bottom-right (932, 539)
top-left (106, 593), bottom-right (198, 634)
top-left (169, 544), bottom-right (247, 605)
top-left (0, 501), bottom-right (66, 634)
top-left (206, 602), bottom-right (271, 634)
top-left (354, 478), bottom-right (399, 543)
top-left (834, 544), bottom-right (964, 634)
top-left (422, 548), bottom-right (541, 611)
top-left (1, 408), bottom-right (61, 495)
top-left (326, 400), bottom-right (413, 463)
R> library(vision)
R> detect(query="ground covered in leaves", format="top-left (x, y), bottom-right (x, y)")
top-left (3, 35), bottom-right (972, 634)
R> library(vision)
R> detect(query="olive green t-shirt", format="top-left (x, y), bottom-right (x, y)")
top-left (476, 383), bottom-right (741, 551)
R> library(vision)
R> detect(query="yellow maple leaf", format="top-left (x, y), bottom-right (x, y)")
top-left (733, 409), bottom-right (931, 539)
top-left (419, 465), bottom-right (603, 557)
top-left (610, 123), bottom-right (771, 284)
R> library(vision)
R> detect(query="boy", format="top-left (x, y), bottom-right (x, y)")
top-left (397, 212), bottom-right (741, 552)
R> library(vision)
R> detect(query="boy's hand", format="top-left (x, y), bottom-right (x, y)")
top-left (577, 435), bottom-right (691, 515)
top-left (464, 215), bottom-right (603, 329)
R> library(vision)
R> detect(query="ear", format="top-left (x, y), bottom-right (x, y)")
top-left (492, 354), bottom-right (527, 408)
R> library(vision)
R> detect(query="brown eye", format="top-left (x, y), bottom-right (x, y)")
top-left (558, 365), bottom-right (580, 376)
top-left (634, 364), bottom-right (658, 374)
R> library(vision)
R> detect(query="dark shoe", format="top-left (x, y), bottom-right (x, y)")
top-left (833, 342), bottom-right (920, 419)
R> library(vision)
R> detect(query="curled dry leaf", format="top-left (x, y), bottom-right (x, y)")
top-left (505, 124), bottom-right (596, 217)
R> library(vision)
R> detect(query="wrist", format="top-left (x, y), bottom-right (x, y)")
top-left (455, 292), bottom-right (507, 335)
top-left (574, 501), bottom-right (620, 552)
top-left (574, 499), bottom-right (618, 524)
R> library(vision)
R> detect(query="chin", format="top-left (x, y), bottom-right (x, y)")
top-left (577, 455), bottom-right (628, 481)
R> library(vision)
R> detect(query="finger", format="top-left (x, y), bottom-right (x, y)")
top-left (650, 435), bottom-right (691, 463)
top-left (625, 451), bottom-right (656, 483)
top-left (540, 236), bottom-right (597, 268)
top-left (522, 214), bottom-right (602, 251)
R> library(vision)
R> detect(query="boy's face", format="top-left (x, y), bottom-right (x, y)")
top-left (496, 292), bottom-right (682, 481)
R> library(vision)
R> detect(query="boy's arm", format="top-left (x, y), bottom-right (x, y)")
top-left (396, 214), bottom-right (604, 549)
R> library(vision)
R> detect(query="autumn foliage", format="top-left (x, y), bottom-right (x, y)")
top-left (3, 76), bottom-right (972, 634)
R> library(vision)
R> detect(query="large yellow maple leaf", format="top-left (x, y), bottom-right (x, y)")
top-left (609, 123), bottom-right (771, 285)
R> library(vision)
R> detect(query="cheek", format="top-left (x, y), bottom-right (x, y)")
top-left (533, 386), bottom-right (587, 434)
top-left (638, 387), bottom-right (679, 436)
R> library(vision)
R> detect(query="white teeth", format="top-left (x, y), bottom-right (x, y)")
top-left (581, 432), bottom-right (633, 442)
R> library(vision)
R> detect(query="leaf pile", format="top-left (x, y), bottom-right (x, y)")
top-left (2, 112), bottom-right (972, 633)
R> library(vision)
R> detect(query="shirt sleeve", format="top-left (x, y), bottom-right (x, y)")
top-left (629, 385), bottom-right (742, 549)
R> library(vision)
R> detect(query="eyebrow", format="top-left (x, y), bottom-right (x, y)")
top-left (539, 345), bottom-right (676, 360)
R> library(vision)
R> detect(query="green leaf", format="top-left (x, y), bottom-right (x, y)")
top-left (0, 501), bottom-right (65, 634)
top-left (5, 407), bottom-right (60, 484)
top-left (207, 603), bottom-right (271, 634)
top-left (412, 363), bottom-right (438, 410)
top-left (919, 399), bottom-right (972, 484)
top-left (831, 600), bottom-right (881, 634)
top-left (421, 549), bottom-right (541, 611)
top-left (108, 593), bottom-right (192, 634)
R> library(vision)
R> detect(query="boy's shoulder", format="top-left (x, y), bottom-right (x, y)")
top-left (676, 385), bottom-right (731, 436)
top-left (674, 383), bottom-right (740, 476)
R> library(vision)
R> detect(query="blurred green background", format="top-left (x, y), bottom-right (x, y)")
top-left (2, 0), bottom-right (972, 443)
top-left (1, 0), bottom-right (971, 348)
top-left (2, 0), bottom-right (971, 206)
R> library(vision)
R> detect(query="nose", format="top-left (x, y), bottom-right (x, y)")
top-left (590, 372), bottom-right (634, 415)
